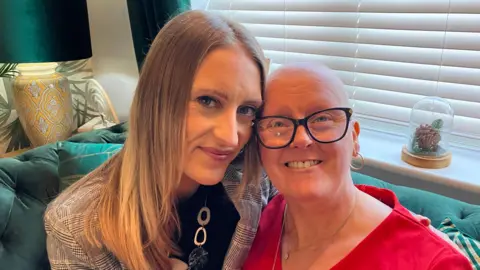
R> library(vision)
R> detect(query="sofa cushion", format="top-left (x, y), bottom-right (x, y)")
top-left (0, 144), bottom-right (59, 270)
top-left (58, 142), bottom-right (123, 191)
top-left (68, 122), bottom-right (128, 144)
top-left (352, 171), bottom-right (480, 241)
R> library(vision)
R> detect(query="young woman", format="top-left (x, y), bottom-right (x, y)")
top-left (44, 10), bottom-right (275, 270)
top-left (243, 63), bottom-right (470, 269)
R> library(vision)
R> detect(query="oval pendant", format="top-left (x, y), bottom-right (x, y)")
top-left (197, 206), bottom-right (211, 226)
top-left (194, 227), bottom-right (207, 246)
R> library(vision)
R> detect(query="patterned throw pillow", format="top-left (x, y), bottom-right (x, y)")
top-left (438, 217), bottom-right (480, 269)
top-left (57, 142), bottom-right (123, 191)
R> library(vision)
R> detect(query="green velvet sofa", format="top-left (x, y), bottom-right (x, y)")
top-left (1, 123), bottom-right (479, 270)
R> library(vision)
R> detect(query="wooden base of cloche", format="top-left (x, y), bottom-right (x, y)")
top-left (401, 145), bottom-right (452, 169)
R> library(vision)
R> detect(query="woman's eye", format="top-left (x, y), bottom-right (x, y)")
top-left (238, 106), bottom-right (257, 117)
top-left (317, 117), bottom-right (328, 122)
top-left (197, 96), bottom-right (218, 108)
top-left (313, 114), bottom-right (332, 122)
top-left (272, 121), bottom-right (285, 127)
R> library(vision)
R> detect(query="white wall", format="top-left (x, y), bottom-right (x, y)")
top-left (85, 0), bottom-right (211, 121)
top-left (86, 0), bottom-right (139, 121)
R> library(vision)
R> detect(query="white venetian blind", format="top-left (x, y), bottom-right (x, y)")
top-left (204, 0), bottom-right (480, 147)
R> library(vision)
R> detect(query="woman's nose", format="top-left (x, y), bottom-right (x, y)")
top-left (290, 125), bottom-right (313, 149)
top-left (214, 112), bottom-right (239, 147)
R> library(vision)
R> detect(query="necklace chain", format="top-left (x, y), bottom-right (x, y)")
top-left (271, 204), bottom-right (287, 270)
top-left (272, 191), bottom-right (358, 270)
top-left (188, 197), bottom-right (210, 270)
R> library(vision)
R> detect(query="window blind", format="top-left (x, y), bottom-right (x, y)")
top-left (203, 0), bottom-right (480, 148)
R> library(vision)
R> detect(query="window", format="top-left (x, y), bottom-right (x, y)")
top-left (199, 0), bottom-right (480, 149)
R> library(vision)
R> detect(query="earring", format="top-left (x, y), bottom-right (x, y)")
top-left (350, 152), bottom-right (364, 171)
top-left (276, 132), bottom-right (280, 137)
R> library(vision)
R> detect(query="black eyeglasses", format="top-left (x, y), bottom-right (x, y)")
top-left (254, 107), bottom-right (353, 149)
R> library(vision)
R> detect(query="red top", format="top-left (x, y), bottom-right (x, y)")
top-left (243, 185), bottom-right (471, 270)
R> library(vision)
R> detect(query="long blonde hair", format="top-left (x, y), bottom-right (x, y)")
top-left (83, 10), bottom-right (265, 269)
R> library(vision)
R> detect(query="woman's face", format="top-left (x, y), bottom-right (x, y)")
top-left (183, 45), bottom-right (262, 186)
top-left (258, 67), bottom-right (359, 201)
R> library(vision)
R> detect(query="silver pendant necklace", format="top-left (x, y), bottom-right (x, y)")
top-left (272, 192), bottom-right (358, 270)
top-left (271, 204), bottom-right (288, 270)
top-left (187, 198), bottom-right (211, 270)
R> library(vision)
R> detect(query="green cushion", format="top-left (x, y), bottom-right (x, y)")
top-left (57, 142), bottom-right (123, 191)
top-left (438, 217), bottom-right (480, 269)
top-left (68, 122), bottom-right (128, 144)
top-left (352, 171), bottom-right (480, 241)
top-left (0, 144), bottom-right (59, 270)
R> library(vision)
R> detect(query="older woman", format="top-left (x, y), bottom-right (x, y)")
top-left (243, 63), bottom-right (470, 269)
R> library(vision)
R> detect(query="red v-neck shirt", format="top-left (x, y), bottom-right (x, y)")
top-left (243, 185), bottom-right (471, 270)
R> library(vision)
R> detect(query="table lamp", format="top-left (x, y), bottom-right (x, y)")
top-left (0, 0), bottom-right (92, 147)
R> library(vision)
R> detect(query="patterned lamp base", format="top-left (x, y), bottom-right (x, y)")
top-left (13, 63), bottom-right (73, 147)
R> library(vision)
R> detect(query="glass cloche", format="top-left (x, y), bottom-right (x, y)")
top-left (404, 97), bottom-right (454, 167)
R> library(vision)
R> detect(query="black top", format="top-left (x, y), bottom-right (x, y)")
top-left (173, 183), bottom-right (240, 269)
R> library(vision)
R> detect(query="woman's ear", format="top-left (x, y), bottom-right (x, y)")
top-left (352, 121), bottom-right (361, 155)
top-left (353, 121), bottom-right (360, 137)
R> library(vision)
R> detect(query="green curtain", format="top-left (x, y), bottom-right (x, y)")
top-left (126, 0), bottom-right (191, 70)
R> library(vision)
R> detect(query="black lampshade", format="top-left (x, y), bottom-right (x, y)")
top-left (0, 0), bottom-right (93, 63)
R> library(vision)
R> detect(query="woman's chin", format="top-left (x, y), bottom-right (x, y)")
top-left (282, 178), bottom-right (333, 202)
top-left (183, 167), bottom-right (225, 187)
top-left (194, 175), bottom-right (224, 186)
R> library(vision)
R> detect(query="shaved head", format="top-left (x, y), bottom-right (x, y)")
top-left (265, 63), bottom-right (349, 108)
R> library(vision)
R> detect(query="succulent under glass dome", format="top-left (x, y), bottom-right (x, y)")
top-left (407, 97), bottom-right (454, 157)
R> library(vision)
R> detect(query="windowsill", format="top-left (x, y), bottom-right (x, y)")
top-left (359, 129), bottom-right (480, 194)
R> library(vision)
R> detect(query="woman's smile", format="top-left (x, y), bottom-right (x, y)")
top-left (284, 160), bottom-right (322, 169)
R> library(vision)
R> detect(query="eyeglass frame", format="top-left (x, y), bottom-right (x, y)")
top-left (253, 107), bottom-right (353, 149)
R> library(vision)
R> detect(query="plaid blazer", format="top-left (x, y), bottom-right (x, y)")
top-left (44, 157), bottom-right (277, 270)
